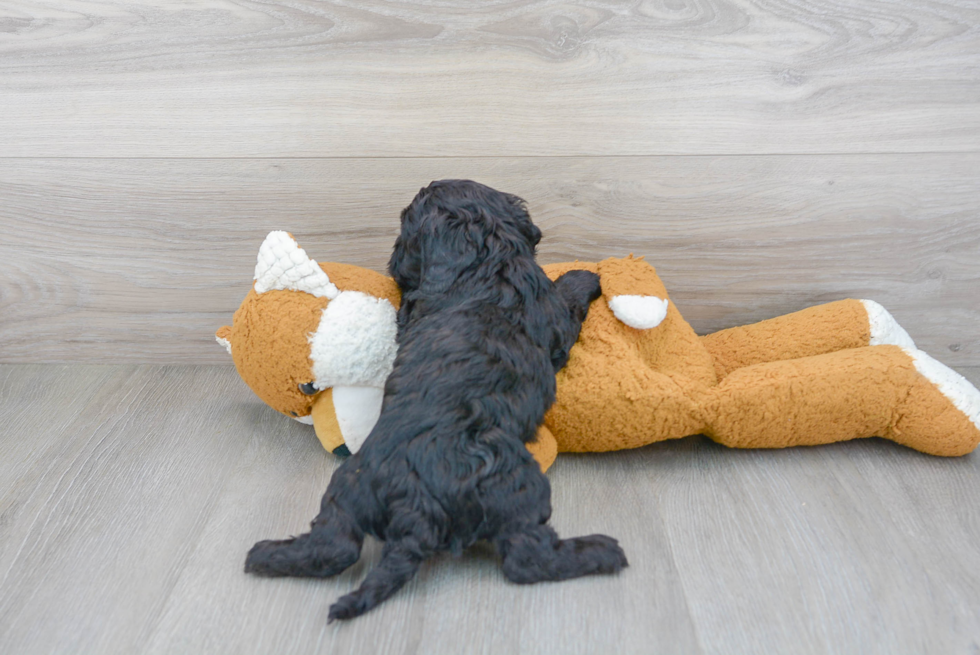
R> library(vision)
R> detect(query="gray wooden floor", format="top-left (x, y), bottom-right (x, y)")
top-left (1, 364), bottom-right (979, 655)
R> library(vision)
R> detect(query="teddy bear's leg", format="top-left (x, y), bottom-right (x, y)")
top-left (700, 299), bottom-right (915, 380)
top-left (701, 345), bottom-right (980, 456)
top-left (547, 341), bottom-right (707, 452)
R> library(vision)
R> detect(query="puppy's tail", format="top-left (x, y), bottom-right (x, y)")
top-left (328, 541), bottom-right (425, 621)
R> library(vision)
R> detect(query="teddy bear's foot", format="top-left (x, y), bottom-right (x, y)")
top-left (860, 300), bottom-right (915, 349)
top-left (701, 344), bottom-right (980, 456)
top-left (890, 348), bottom-right (980, 456)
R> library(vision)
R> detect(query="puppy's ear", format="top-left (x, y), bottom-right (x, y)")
top-left (389, 201), bottom-right (426, 292)
top-left (497, 191), bottom-right (540, 251)
top-left (390, 185), bottom-right (482, 296)
top-left (418, 225), bottom-right (480, 296)
top-left (389, 232), bottom-right (420, 292)
top-left (524, 222), bottom-right (542, 249)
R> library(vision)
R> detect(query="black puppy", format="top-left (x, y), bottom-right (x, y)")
top-left (245, 180), bottom-right (627, 620)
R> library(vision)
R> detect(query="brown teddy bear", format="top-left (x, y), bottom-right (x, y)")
top-left (217, 232), bottom-right (980, 471)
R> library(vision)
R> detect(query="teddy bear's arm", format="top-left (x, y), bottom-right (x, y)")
top-left (526, 425), bottom-right (559, 472)
top-left (595, 257), bottom-right (670, 329)
top-left (700, 299), bottom-right (914, 380)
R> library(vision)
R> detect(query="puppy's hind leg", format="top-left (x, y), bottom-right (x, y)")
top-left (328, 540), bottom-right (426, 621)
top-left (496, 524), bottom-right (628, 584)
top-left (245, 499), bottom-right (362, 578)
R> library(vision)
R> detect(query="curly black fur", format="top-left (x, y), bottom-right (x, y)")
top-left (245, 180), bottom-right (627, 620)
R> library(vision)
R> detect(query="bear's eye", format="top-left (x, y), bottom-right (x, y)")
top-left (298, 382), bottom-right (318, 396)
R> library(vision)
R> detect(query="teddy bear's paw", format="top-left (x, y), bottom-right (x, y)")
top-left (608, 295), bottom-right (669, 329)
top-left (862, 300), bottom-right (915, 349)
top-left (903, 347), bottom-right (980, 432)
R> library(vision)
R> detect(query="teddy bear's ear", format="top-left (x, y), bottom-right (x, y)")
top-left (253, 231), bottom-right (339, 299)
top-left (215, 326), bottom-right (233, 355)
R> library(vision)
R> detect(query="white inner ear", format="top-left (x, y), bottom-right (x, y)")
top-left (253, 230), bottom-right (338, 299)
top-left (309, 290), bottom-right (398, 389)
top-left (608, 295), bottom-right (669, 330)
top-left (333, 386), bottom-right (385, 454)
top-left (215, 335), bottom-right (232, 355)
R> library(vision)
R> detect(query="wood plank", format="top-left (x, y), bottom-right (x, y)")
top-left (1, 155), bottom-right (977, 365)
top-left (139, 379), bottom-right (703, 655)
top-left (1, 365), bottom-right (977, 653)
top-left (655, 369), bottom-right (980, 654)
top-left (0, 366), bottom-right (292, 654)
top-left (1, 0), bottom-right (979, 156)
top-left (0, 365), bottom-right (124, 484)
top-left (0, 364), bottom-right (135, 571)
top-left (654, 434), bottom-right (980, 653)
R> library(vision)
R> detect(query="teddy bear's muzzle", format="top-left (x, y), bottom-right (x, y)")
top-left (309, 386), bottom-right (386, 456)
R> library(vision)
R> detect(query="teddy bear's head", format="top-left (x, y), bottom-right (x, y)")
top-left (217, 231), bottom-right (400, 455)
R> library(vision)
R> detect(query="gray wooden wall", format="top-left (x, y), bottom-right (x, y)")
top-left (1, 1), bottom-right (978, 365)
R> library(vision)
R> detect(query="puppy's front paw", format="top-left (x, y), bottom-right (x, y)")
top-left (327, 592), bottom-right (370, 622)
top-left (555, 269), bottom-right (602, 306)
top-left (244, 537), bottom-right (299, 577)
top-left (574, 534), bottom-right (629, 574)
top-left (245, 531), bottom-right (361, 579)
top-left (562, 269), bottom-right (602, 303)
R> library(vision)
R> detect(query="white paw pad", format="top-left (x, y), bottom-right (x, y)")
top-left (608, 295), bottom-right (669, 330)
top-left (904, 348), bottom-right (980, 431)
top-left (861, 299), bottom-right (915, 349)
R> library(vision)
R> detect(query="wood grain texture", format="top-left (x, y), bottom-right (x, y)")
top-left (0, 365), bottom-right (294, 654)
top-left (3, 0), bottom-right (978, 650)
top-left (1, 0), bottom-right (979, 156)
top-left (0, 365), bottom-right (978, 654)
top-left (2, 155), bottom-right (977, 364)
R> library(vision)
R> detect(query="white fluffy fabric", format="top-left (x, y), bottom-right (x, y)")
top-left (253, 231), bottom-right (339, 299)
top-left (215, 334), bottom-right (232, 355)
top-left (861, 299), bottom-right (915, 349)
top-left (904, 348), bottom-right (980, 431)
top-left (332, 386), bottom-right (385, 454)
top-left (608, 295), bottom-right (669, 330)
top-left (309, 290), bottom-right (398, 389)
